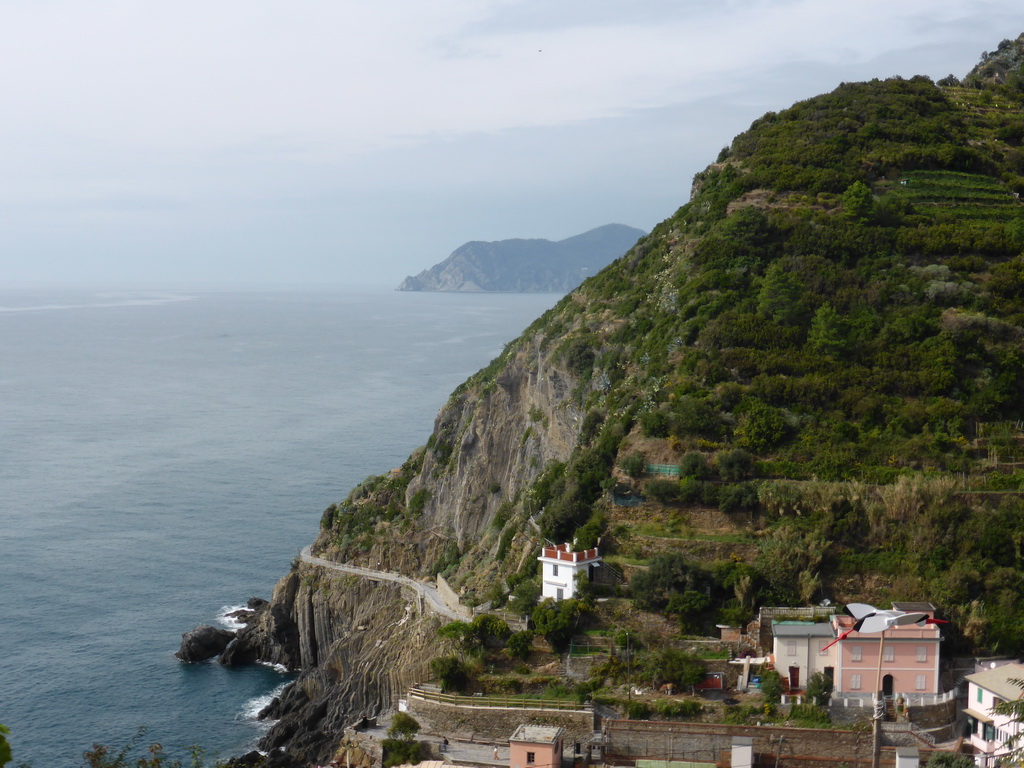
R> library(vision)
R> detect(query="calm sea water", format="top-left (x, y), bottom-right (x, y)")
top-left (0, 288), bottom-right (558, 767)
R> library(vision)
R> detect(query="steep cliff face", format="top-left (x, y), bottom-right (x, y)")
top-left (312, 330), bottom-right (587, 576)
top-left (231, 565), bottom-right (450, 765)
top-left (243, 329), bottom-right (592, 763)
top-left (410, 335), bottom-right (583, 544)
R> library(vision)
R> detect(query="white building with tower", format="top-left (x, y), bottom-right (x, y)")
top-left (537, 543), bottom-right (601, 600)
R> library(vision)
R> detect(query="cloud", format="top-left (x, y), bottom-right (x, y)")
top-left (0, 0), bottom-right (1021, 284)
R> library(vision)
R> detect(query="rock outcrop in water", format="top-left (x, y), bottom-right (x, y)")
top-left (175, 625), bottom-right (236, 662)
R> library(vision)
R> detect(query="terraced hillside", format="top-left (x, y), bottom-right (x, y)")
top-left (317, 46), bottom-right (1024, 663)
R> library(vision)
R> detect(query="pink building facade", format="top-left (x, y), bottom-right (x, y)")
top-left (509, 724), bottom-right (564, 768)
top-left (832, 604), bottom-right (941, 696)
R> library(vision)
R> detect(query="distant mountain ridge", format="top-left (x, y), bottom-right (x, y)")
top-left (397, 223), bottom-right (646, 292)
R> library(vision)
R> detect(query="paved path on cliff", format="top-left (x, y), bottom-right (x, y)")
top-left (299, 545), bottom-right (463, 622)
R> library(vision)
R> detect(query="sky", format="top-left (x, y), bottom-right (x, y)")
top-left (1, 0), bottom-right (1022, 288)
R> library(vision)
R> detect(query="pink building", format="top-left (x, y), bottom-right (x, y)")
top-left (832, 602), bottom-right (941, 696)
top-left (509, 724), bottom-right (563, 768)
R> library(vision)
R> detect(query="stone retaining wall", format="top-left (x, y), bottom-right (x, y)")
top-left (407, 696), bottom-right (595, 743)
top-left (601, 718), bottom-right (936, 768)
top-left (436, 575), bottom-right (473, 620)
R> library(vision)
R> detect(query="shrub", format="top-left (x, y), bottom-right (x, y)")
top-left (806, 671), bottom-right (833, 706)
top-left (719, 483), bottom-right (759, 514)
top-left (640, 410), bottom-right (670, 437)
top-left (652, 699), bottom-right (703, 719)
top-left (717, 449), bottom-right (753, 481)
top-left (926, 754), bottom-right (976, 768)
top-left (646, 478), bottom-right (680, 503)
top-left (621, 453), bottom-right (646, 479)
top-left (760, 670), bottom-right (783, 704)
top-left (624, 700), bottom-right (652, 720)
top-left (788, 703), bottom-right (831, 728)
top-left (506, 630), bottom-right (534, 660)
top-left (680, 452), bottom-right (709, 479)
top-left (382, 739), bottom-right (422, 768)
top-left (387, 712), bottom-right (421, 741)
top-left (532, 599), bottom-right (584, 652)
top-left (430, 655), bottom-right (470, 692)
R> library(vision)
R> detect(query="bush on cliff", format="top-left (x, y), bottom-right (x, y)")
top-left (383, 713), bottom-right (423, 768)
top-left (430, 655), bottom-right (470, 693)
top-left (382, 739), bottom-right (422, 768)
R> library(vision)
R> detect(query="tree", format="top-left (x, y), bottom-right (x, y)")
top-left (757, 263), bottom-right (804, 323)
top-left (640, 648), bottom-right (706, 692)
top-left (736, 399), bottom-right (790, 451)
top-left (620, 453), bottom-right (646, 479)
top-left (505, 630), bottom-right (534, 660)
top-left (383, 714), bottom-right (423, 768)
top-left (510, 578), bottom-right (542, 611)
top-left (531, 598), bottom-right (583, 652)
top-left (760, 670), bottom-right (783, 704)
top-left (667, 590), bottom-right (712, 633)
top-left (716, 449), bottom-right (753, 482)
top-left (630, 553), bottom-right (705, 611)
top-left (438, 620), bottom-right (478, 652)
top-left (470, 614), bottom-right (511, 647)
top-left (645, 478), bottom-right (680, 503)
top-left (0, 725), bottom-right (10, 768)
top-left (430, 655), bottom-right (469, 692)
top-left (993, 675), bottom-right (1024, 764)
top-left (679, 452), bottom-right (709, 479)
top-left (925, 754), bottom-right (975, 768)
top-left (807, 303), bottom-right (847, 358)
top-left (388, 712), bottom-right (421, 741)
top-left (842, 181), bottom-right (874, 222)
top-left (806, 671), bottom-right (833, 706)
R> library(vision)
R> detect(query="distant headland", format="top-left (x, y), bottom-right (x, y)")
top-left (397, 223), bottom-right (646, 293)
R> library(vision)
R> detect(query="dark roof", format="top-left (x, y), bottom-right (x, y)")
top-left (773, 622), bottom-right (835, 638)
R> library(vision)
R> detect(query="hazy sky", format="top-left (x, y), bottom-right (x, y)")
top-left (1, 1), bottom-right (1021, 288)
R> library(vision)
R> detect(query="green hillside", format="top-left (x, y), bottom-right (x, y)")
top-left (323, 45), bottom-right (1024, 656)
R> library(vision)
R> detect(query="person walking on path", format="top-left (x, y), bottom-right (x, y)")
top-left (493, 747), bottom-right (499, 760)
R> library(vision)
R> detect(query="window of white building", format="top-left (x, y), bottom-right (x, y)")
top-left (787, 640), bottom-right (797, 656)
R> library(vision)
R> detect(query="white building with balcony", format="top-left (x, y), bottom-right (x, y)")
top-left (965, 661), bottom-right (1024, 767)
top-left (537, 543), bottom-right (600, 601)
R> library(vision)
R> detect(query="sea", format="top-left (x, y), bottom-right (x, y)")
top-left (0, 287), bottom-right (560, 767)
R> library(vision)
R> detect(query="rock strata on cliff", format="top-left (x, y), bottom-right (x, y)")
top-left (225, 565), bottom-right (453, 766)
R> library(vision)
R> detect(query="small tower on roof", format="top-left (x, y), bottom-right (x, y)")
top-left (537, 542), bottom-right (601, 601)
